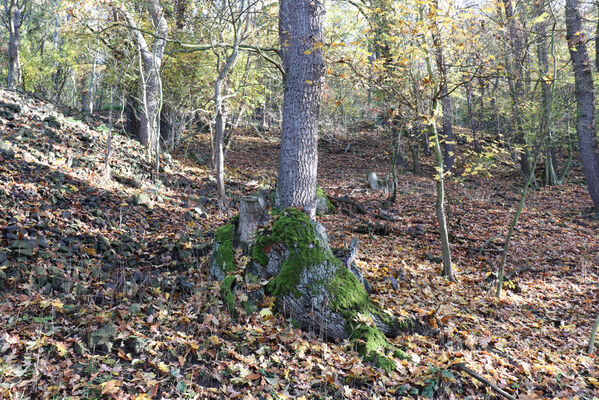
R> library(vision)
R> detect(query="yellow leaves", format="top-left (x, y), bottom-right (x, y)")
top-left (206, 335), bottom-right (220, 346)
top-left (259, 307), bottom-right (274, 321)
top-left (155, 361), bottom-right (169, 375)
top-left (305, 80), bottom-right (314, 85)
top-left (587, 377), bottom-right (599, 388)
top-left (134, 394), bottom-right (152, 400)
top-left (303, 49), bottom-right (312, 55)
top-left (54, 342), bottom-right (68, 357)
top-left (542, 75), bottom-right (553, 84)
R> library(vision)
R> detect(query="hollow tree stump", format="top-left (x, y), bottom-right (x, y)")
top-left (237, 195), bottom-right (267, 253)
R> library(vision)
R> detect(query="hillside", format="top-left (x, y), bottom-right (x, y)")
top-left (0, 89), bottom-right (598, 399)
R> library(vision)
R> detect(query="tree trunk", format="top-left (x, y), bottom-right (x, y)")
top-left (214, 108), bottom-right (228, 210)
top-left (275, 0), bottom-right (326, 218)
top-left (501, 0), bottom-right (530, 177)
top-left (566, 0), bottom-right (599, 213)
top-left (6, 1), bottom-right (23, 91)
top-left (432, 0), bottom-right (454, 171)
top-left (536, 0), bottom-right (558, 186)
top-left (122, 0), bottom-right (167, 155)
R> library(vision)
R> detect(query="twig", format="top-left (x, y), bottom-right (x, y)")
top-left (453, 363), bottom-right (517, 400)
top-left (479, 234), bottom-right (503, 255)
top-left (589, 314), bottom-right (599, 354)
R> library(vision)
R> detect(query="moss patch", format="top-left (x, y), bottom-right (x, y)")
top-left (252, 234), bottom-right (269, 267)
top-left (215, 224), bottom-right (235, 274)
top-left (220, 275), bottom-right (238, 318)
top-left (263, 208), bottom-right (328, 298)
top-left (329, 259), bottom-right (410, 371)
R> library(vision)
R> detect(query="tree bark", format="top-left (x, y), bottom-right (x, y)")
top-left (566, 0), bottom-right (599, 213)
top-left (276, 0), bottom-right (326, 218)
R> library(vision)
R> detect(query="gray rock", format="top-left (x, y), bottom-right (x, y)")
top-left (128, 303), bottom-right (142, 314)
top-left (43, 115), bottom-right (61, 129)
top-left (0, 251), bottom-right (6, 265)
top-left (73, 341), bottom-right (87, 355)
top-left (315, 197), bottom-right (330, 215)
top-left (0, 109), bottom-right (15, 121)
top-left (88, 323), bottom-right (117, 353)
top-left (124, 336), bottom-right (146, 355)
top-left (0, 141), bottom-right (15, 159)
top-left (0, 102), bottom-right (22, 114)
top-left (132, 193), bottom-right (154, 209)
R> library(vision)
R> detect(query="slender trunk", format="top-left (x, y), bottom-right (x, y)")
top-left (467, 80), bottom-right (480, 151)
top-left (276, 0), bottom-right (326, 218)
top-left (86, 53), bottom-right (97, 114)
top-left (536, 0), bottom-right (558, 186)
top-left (566, 0), bottom-right (599, 214)
top-left (421, 6), bottom-right (455, 282)
top-left (7, 2), bottom-right (23, 90)
top-left (215, 106), bottom-right (228, 210)
top-left (431, 101), bottom-right (454, 281)
top-left (596, 1), bottom-right (599, 72)
top-left (432, 0), bottom-right (454, 171)
top-left (105, 65), bottom-right (125, 182)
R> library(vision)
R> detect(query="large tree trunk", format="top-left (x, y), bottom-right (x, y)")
top-left (122, 0), bottom-right (167, 155)
top-left (6, 0), bottom-right (24, 91)
top-left (566, 0), bottom-right (599, 213)
top-left (275, 0), bottom-right (326, 217)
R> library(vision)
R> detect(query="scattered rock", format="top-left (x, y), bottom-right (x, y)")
top-left (88, 323), bottom-right (117, 353)
top-left (132, 193), bottom-right (154, 209)
top-left (0, 140), bottom-right (15, 159)
top-left (43, 115), bottom-right (61, 129)
top-left (0, 109), bottom-right (15, 121)
top-left (0, 102), bottom-right (22, 114)
top-left (128, 303), bottom-right (142, 314)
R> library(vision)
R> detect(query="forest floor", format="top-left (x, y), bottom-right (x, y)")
top-left (0, 89), bottom-right (598, 399)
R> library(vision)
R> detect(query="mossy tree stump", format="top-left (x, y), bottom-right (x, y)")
top-left (211, 207), bottom-right (420, 372)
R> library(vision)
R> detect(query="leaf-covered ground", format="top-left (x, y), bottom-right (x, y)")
top-left (0, 89), bottom-right (597, 399)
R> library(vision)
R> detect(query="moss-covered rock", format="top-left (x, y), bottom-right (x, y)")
top-left (210, 224), bottom-right (235, 281)
top-left (316, 186), bottom-right (336, 214)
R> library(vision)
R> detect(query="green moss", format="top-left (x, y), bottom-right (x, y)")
top-left (252, 234), bottom-right (269, 267)
top-left (329, 260), bottom-right (410, 372)
top-left (349, 324), bottom-right (398, 373)
top-left (215, 224), bottom-right (235, 273)
top-left (220, 275), bottom-right (238, 318)
top-left (264, 208), bottom-right (328, 298)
